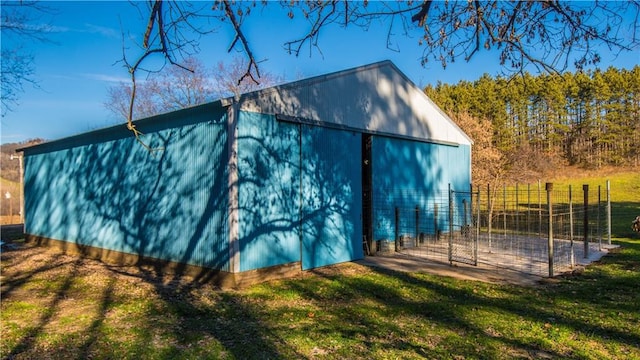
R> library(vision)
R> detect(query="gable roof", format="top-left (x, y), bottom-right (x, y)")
top-left (19, 61), bottom-right (471, 154)
top-left (234, 60), bottom-right (472, 146)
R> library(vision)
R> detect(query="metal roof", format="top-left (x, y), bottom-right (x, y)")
top-left (235, 60), bottom-right (472, 146)
top-left (19, 60), bottom-right (471, 153)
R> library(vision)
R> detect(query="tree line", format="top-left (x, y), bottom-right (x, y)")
top-left (425, 66), bottom-right (640, 171)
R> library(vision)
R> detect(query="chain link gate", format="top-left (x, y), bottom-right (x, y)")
top-left (448, 187), bottom-right (479, 266)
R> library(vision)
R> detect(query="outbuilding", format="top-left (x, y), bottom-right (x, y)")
top-left (20, 61), bottom-right (472, 286)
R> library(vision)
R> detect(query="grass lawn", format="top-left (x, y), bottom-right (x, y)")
top-left (550, 170), bottom-right (640, 238)
top-left (1, 236), bottom-right (639, 360)
top-left (2, 170), bottom-right (638, 359)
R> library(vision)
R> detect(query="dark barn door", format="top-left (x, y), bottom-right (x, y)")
top-left (362, 134), bottom-right (373, 255)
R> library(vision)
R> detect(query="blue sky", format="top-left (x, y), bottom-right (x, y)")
top-left (1, 1), bottom-right (638, 144)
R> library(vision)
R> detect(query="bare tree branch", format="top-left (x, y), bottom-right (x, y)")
top-left (0, 1), bottom-right (56, 116)
top-left (120, 0), bottom-right (216, 151)
top-left (410, 0), bottom-right (432, 27)
top-left (115, 0), bottom-right (639, 150)
top-left (143, 0), bottom-right (160, 48)
top-left (283, 1), bottom-right (339, 58)
top-left (222, 0), bottom-right (260, 86)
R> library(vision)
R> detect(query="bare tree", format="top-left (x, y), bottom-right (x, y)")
top-left (0, 1), bottom-right (53, 116)
top-left (279, 1), bottom-right (640, 72)
top-left (105, 79), bottom-right (165, 121)
top-left (210, 56), bottom-right (283, 98)
top-left (122, 0), bottom-right (639, 141)
top-left (105, 57), bottom-right (281, 121)
top-left (449, 112), bottom-right (507, 186)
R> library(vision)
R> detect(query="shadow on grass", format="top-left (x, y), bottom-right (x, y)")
top-left (2, 240), bottom-right (639, 359)
top-left (76, 275), bottom-right (116, 360)
top-left (281, 267), bottom-right (566, 358)
top-left (3, 255), bottom-right (86, 359)
top-left (273, 241), bottom-right (640, 358)
top-left (0, 243), bottom-right (305, 359)
top-left (0, 245), bottom-right (70, 299)
top-left (109, 265), bottom-right (307, 359)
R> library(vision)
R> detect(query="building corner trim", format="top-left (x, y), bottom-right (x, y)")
top-left (227, 102), bottom-right (240, 273)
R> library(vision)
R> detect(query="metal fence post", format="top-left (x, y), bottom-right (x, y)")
top-left (469, 183), bottom-right (473, 226)
top-left (415, 205), bottom-right (420, 245)
top-left (583, 185), bottom-right (589, 259)
top-left (448, 184), bottom-right (453, 265)
top-left (546, 182), bottom-right (554, 277)
top-left (487, 183), bottom-right (492, 252)
top-left (515, 184), bottom-right (520, 236)
top-left (538, 180), bottom-right (542, 239)
top-left (434, 202), bottom-right (439, 241)
top-left (395, 207), bottom-right (399, 252)
top-left (598, 185), bottom-right (602, 251)
top-left (527, 183), bottom-right (531, 236)
top-left (475, 188), bottom-right (480, 266)
top-left (463, 199), bottom-right (468, 227)
top-left (503, 184), bottom-right (507, 239)
top-left (606, 180), bottom-right (611, 245)
top-left (569, 185), bottom-right (575, 268)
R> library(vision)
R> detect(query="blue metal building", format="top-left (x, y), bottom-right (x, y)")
top-left (19, 61), bottom-right (472, 285)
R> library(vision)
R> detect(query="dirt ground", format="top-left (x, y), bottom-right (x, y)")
top-left (0, 241), bottom-right (553, 298)
top-left (0, 216), bottom-right (614, 291)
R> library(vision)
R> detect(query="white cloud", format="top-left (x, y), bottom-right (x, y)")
top-left (44, 73), bottom-right (132, 85)
top-left (0, 132), bottom-right (29, 144)
top-left (80, 73), bottom-right (130, 83)
top-left (83, 23), bottom-right (119, 39)
top-left (0, 21), bottom-right (70, 35)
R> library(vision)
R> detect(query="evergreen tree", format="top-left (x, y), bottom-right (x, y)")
top-left (427, 66), bottom-right (640, 170)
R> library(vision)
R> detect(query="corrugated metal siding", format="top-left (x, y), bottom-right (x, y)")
top-left (300, 126), bottom-right (363, 270)
top-left (238, 61), bottom-right (471, 146)
top-left (371, 135), bottom-right (471, 241)
top-left (237, 112), bottom-right (301, 271)
top-left (23, 107), bottom-right (230, 271)
top-left (236, 112), bottom-right (364, 271)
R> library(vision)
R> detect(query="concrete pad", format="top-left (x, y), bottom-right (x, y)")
top-left (357, 253), bottom-right (545, 287)
top-left (357, 241), bottom-right (619, 287)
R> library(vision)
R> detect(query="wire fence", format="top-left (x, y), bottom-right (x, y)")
top-left (369, 182), bottom-right (612, 277)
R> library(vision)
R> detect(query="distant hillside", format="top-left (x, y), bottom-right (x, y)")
top-left (0, 139), bottom-right (45, 182)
